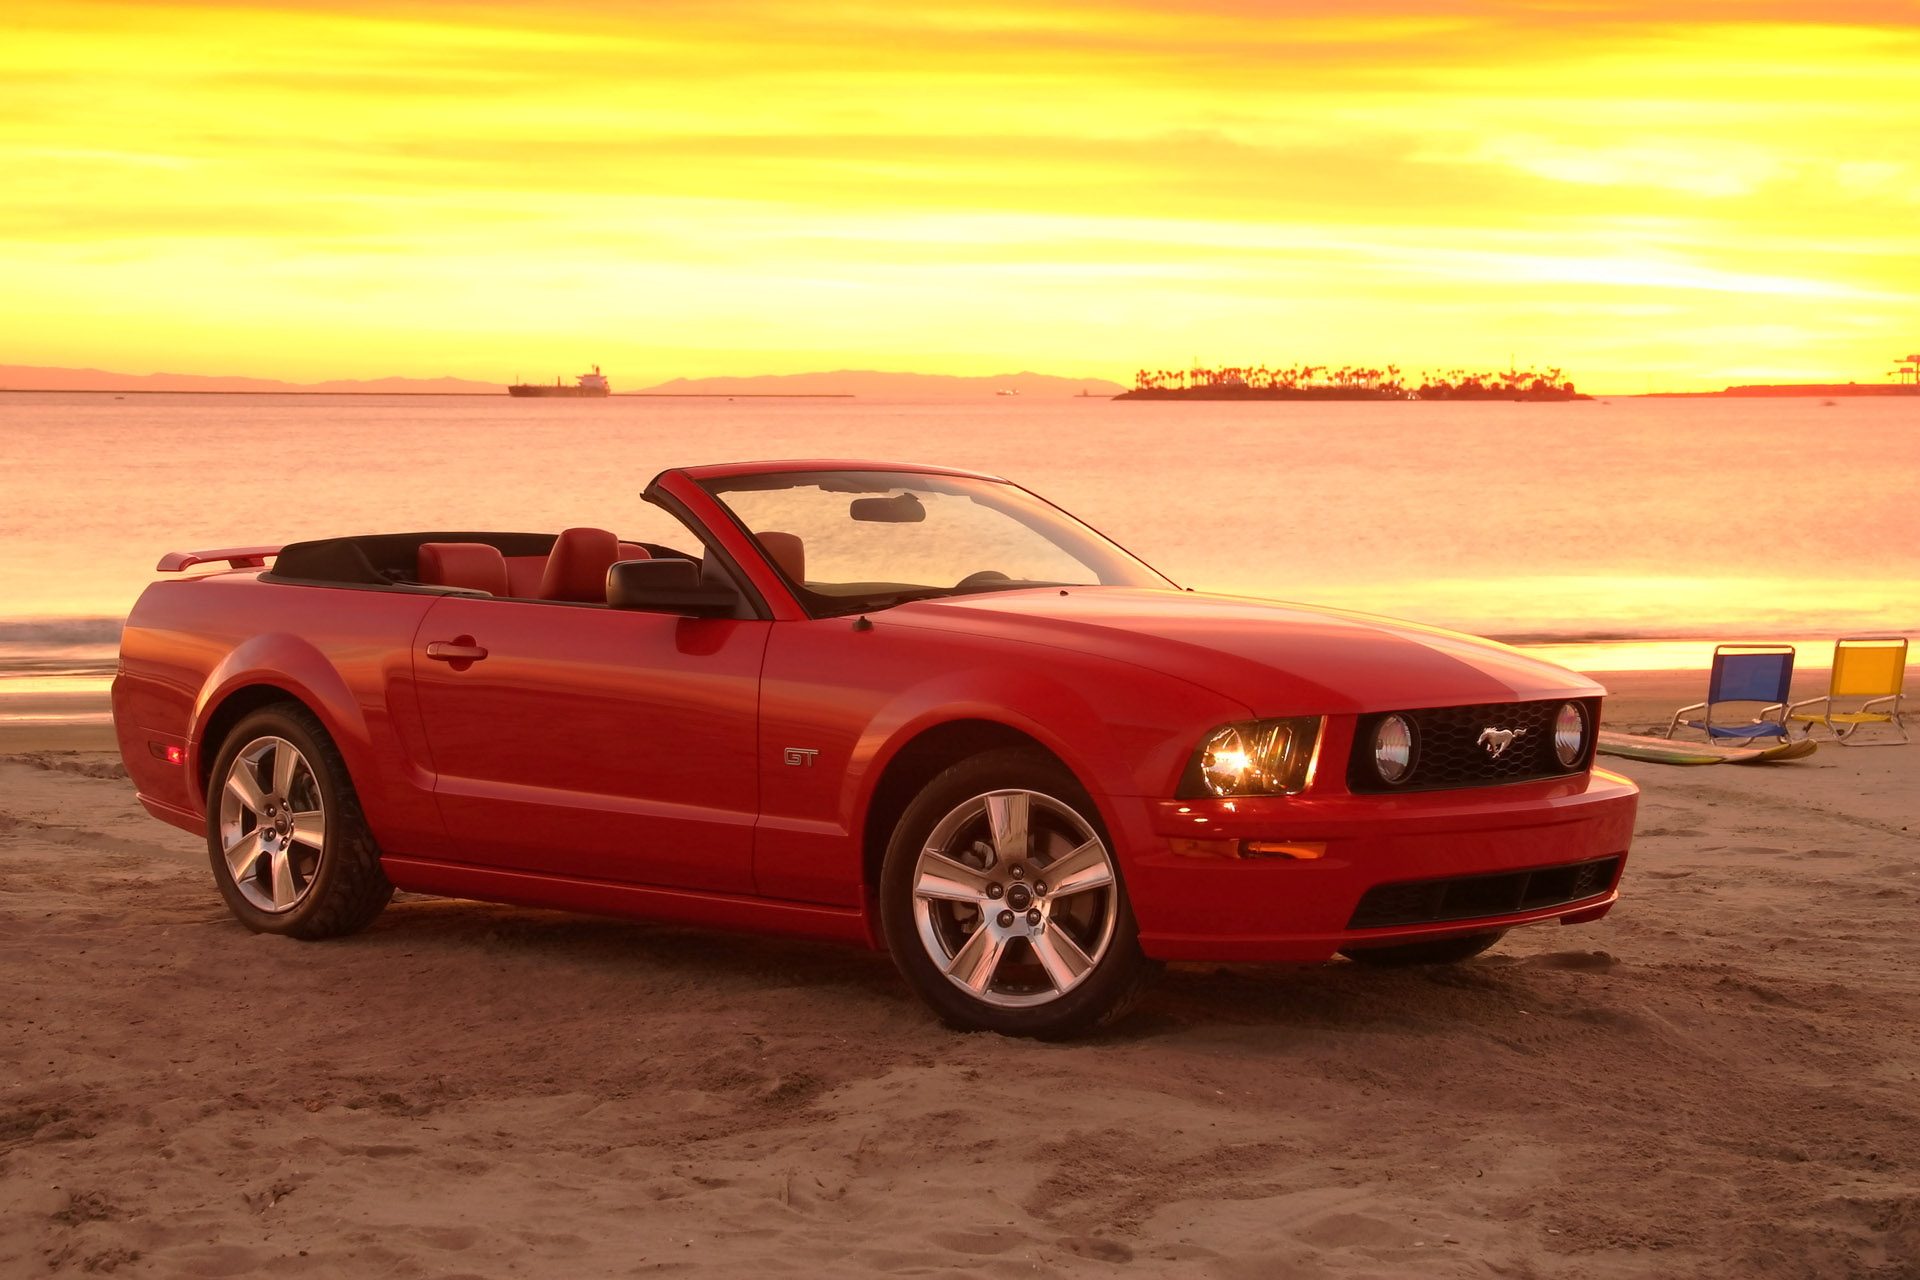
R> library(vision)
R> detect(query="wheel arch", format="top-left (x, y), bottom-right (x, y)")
top-left (859, 719), bottom-right (1074, 896)
top-left (187, 634), bottom-right (372, 812)
top-left (196, 683), bottom-right (313, 796)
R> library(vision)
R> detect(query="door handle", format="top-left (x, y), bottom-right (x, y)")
top-left (425, 638), bottom-right (489, 664)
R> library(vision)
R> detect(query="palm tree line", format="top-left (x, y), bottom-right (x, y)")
top-left (1124, 363), bottom-right (1578, 399)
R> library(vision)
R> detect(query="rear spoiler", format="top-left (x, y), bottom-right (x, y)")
top-left (156, 546), bottom-right (281, 572)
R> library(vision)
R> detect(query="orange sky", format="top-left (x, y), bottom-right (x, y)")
top-left (5, 1), bottom-right (1917, 391)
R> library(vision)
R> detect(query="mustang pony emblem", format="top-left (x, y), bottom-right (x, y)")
top-left (1477, 727), bottom-right (1527, 758)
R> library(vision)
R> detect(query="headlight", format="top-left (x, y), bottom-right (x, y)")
top-left (1372, 713), bottom-right (1416, 784)
top-left (1183, 717), bottom-right (1321, 797)
top-left (1554, 701), bottom-right (1588, 767)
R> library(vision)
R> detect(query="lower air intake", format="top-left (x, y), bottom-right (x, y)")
top-left (1347, 856), bottom-right (1622, 930)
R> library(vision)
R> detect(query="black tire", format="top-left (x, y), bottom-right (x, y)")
top-left (204, 702), bottom-right (393, 940)
top-left (1340, 930), bottom-right (1506, 967)
top-left (879, 747), bottom-right (1157, 1037)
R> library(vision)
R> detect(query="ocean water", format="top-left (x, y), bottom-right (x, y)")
top-left (2, 391), bottom-right (1915, 705)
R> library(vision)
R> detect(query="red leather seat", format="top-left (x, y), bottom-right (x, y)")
top-left (504, 556), bottom-right (547, 598)
top-left (617, 542), bottom-right (651, 563)
top-left (537, 527), bottom-right (623, 603)
top-left (417, 542), bottom-right (509, 597)
top-left (758, 531), bottom-right (805, 583)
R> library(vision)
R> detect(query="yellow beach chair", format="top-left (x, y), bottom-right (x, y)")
top-left (1785, 636), bottom-right (1910, 746)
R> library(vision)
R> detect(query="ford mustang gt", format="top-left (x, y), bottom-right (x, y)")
top-left (113, 459), bottom-right (1637, 1036)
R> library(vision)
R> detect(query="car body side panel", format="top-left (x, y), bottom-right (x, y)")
top-left (113, 572), bottom-right (448, 852)
top-left (378, 855), bottom-right (873, 947)
top-left (752, 615), bottom-right (1251, 905)
top-left (410, 596), bottom-right (769, 894)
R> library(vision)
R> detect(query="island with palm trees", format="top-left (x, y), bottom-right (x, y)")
top-left (1117, 363), bottom-right (1587, 400)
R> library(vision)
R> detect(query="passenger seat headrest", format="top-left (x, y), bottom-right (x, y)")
top-left (757, 531), bottom-right (805, 584)
top-left (418, 542), bottom-right (509, 597)
top-left (538, 527), bottom-right (622, 603)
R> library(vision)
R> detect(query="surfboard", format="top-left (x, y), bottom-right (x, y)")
top-left (1595, 730), bottom-right (1819, 766)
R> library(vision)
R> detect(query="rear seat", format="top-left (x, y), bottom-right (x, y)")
top-left (417, 542), bottom-right (510, 596)
top-left (504, 555), bottom-right (547, 599)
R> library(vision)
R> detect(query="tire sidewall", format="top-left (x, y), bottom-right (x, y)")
top-left (204, 705), bottom-right (359, 936)
top-left (879, 747), bottom-right (1151, 1037)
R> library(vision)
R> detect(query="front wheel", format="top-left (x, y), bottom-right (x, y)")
top-left (879, 748), bottom-right (1156, 1037)
top-left (205, 702), bottom-right (393, 939)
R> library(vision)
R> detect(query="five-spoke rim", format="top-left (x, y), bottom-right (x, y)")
top-left (911, 788), bottom-right (1118, 1008)
top-left (217, 736), bottom-right (326, 914)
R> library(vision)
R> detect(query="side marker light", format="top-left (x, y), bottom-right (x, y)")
top-left (1243, 841), bottom-right (1327, 860)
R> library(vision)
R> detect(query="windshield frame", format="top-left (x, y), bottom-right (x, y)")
top-left (692, 468), bottom-right (1178, 618)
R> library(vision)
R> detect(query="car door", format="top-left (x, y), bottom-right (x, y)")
top-left (410, 594), bottom-right (769, 894)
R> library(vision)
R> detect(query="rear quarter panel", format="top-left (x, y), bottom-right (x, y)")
top-left (114, 573), bottom-right (446, 851)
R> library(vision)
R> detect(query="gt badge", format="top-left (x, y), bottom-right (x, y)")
top-left (1477, 727), bottom-right (1526, 758)
top-left (783, 747), bottom-right (819, 767)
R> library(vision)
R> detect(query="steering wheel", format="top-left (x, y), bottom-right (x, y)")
top-left (953, 569), bottom-right (1012, 590)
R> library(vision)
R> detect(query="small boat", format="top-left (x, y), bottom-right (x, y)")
top-left (995, 388), bottom-right (1020, 397)
top-left (508, 366), bottom-right (611, 398)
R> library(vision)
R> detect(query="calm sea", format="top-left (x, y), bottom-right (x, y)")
top-left (2, 391), bottom-right (1915, 710)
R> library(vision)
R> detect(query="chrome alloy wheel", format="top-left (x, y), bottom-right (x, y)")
top-left (216, 735), bottom-right (327, 914)
top-left (910, 788), bottom-right (1120, 1009)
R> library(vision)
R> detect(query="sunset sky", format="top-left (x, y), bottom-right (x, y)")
top-left (5, 1), bottom-right (1917, 392)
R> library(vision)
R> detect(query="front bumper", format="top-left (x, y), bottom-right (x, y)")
top-left (1112, 767), bottom-right (1639, 963)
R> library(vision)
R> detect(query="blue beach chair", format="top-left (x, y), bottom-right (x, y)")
top-left (1663, 644), bottom-right (1795, 744)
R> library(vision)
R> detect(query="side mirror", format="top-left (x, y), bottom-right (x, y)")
top-left (606, 559), bottom-right (738, 617)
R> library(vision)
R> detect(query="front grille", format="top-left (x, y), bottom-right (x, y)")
top-left (1347, 855), bottom-right (1621, 930)
top-left (1347, 698), bottom-right (1597, 793)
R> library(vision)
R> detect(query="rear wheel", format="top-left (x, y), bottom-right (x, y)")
top-left (205, 703), bottom-right (392, 939)
top-left (1340, 930), bottom-right (1506, 967)
top-left (880, 748), bottom-right (1155, 1037)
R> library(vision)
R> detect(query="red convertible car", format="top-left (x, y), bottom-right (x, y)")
top-left (114, 459), bottom-right (1637, 1036)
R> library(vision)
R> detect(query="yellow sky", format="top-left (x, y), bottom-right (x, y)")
top-left (4, 1), bottom-right (1917, 391)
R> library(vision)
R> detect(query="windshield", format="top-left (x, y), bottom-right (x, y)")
top-left (697, 469), bottom-right (1174, 617)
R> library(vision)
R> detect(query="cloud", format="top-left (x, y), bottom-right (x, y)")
top-left (3, 0), bottom-right (1917, 388)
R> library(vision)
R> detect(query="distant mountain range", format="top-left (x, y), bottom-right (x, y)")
top-left (0, 364), bottom-right (502, 395)
top-left (0, 364), bottom-right (1128, 398)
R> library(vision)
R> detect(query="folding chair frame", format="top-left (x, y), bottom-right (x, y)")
top-left (1786, 636), bottom-right (1911, 747)
top-left (1664, 643), bottom-right (1795, 744)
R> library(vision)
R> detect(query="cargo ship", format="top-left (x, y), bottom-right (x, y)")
top-left (507, 366), bottom-right (611, 397)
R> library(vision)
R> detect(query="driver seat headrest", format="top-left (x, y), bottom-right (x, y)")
top-left (538, 527), bottom-right (622, 603)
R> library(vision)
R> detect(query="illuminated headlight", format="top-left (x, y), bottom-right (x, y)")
top-left (1372, 714), bottom-right (1416, 784)
top-left (1554, 701), bottom-right (1588, 767)
top-left (1184, 717), bottom-right (1322, 798)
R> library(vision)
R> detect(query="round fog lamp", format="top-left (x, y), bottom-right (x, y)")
top-left (1373, 714), bottom-right (1415, 784)
top-left (1554, 702), bottom-right (1587, 767)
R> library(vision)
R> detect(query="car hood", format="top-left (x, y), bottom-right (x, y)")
top-left (886, 587), bottom-right (1605, 716)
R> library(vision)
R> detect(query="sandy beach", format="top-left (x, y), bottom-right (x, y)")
top-left (2, 671), bottom-right (1916, 1278)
